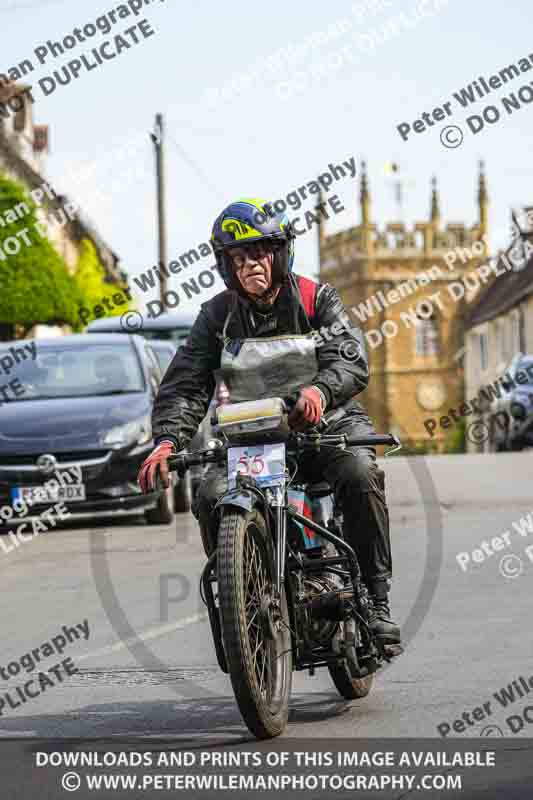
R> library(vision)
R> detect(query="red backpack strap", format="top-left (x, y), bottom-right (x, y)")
top-left (296, 275), bottom-right (317, 322)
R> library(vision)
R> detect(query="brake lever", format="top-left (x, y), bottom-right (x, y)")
top-left (384, 435), bottom-right (402, 457)
top-left (316, 416), bottom-right (329, 433)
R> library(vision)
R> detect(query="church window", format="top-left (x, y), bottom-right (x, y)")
top-left (415, 315), bottom-right (439, 356)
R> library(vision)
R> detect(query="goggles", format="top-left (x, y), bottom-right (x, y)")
top-left (227, 240), bottom-right (281, 270)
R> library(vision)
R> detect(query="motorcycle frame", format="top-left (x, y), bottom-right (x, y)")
top-left (203, 458), bottom-right (375, 674)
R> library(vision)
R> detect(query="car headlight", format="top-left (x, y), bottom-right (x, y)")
top-left (103, 415), bottom-right (152, 448)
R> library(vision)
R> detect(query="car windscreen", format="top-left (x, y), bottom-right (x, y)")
top-left (140, 327), bottom-right (190, 346)
top-left (1, 342), bottom-right (145, 401)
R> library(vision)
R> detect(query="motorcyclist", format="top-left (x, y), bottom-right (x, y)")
top-left (138, 198), bottom-right (400, 644)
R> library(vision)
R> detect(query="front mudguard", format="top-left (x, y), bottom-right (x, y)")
top-left (215, 486), bottom-right (275, 569)
top-left (215, 487), bottom-right (266, 515)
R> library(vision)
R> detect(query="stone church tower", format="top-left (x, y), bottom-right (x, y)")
top-left (319, 162), bottom-right (489, 451)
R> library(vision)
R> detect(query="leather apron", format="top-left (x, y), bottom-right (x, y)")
top-left (216, 292), bottom-right (319, 403)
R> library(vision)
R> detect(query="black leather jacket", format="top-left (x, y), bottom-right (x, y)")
top-left (152, 273), bottom-right (369, 449)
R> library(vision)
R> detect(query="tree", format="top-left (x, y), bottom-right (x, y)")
top-left (443, 418), bottom-right (466, 454)
top-left (0, 174), bottom-right (85, 340)
top-left (74, 238), bottom-right (131, 324)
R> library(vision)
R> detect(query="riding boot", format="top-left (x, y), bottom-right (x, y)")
top-left (367, 578), bottom-right (401, 644)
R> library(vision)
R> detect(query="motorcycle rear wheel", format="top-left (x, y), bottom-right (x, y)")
top-left (217, 508), bottom-right (292, 738)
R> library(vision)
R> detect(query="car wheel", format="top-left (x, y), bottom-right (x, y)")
top-left (145, 478), bottom-right (175, 525)
top-left (174, 472), bottom-right (192, 513)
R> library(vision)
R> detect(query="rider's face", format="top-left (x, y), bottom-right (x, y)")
top-left (229, 245), bottom-right (273, 298)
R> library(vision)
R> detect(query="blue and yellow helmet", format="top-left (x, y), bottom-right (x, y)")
top-left (211, 198), bottom-right (295, 291)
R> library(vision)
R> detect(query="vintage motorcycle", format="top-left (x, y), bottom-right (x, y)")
top-left (167, 397), bottom-right (402, 739)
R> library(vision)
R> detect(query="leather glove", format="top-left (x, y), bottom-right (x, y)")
top-left (288, 386), bottom-right (324, 432)
top-left (138, 441), bottom-right (175, 492)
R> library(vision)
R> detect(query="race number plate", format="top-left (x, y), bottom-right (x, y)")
top-left (227, 443), bottom-right (286, 489)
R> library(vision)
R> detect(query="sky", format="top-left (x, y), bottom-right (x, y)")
top-left (2, 0), bottom-right (533, 317)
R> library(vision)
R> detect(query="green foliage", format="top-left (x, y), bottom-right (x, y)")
top-left (442, 418), bottom-right (466, 454)
top-left (0, 174), bottom-right (85, 335)
top-left (74, 238), bottom-right (131, 321)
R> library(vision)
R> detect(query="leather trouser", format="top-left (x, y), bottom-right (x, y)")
top-left (192, 404), bottom-right (393, 591)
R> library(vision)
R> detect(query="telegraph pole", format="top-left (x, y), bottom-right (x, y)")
top-left (316, 184), bottom-right (325, 279)
top-left (151, 113), bottom-right (168, 309)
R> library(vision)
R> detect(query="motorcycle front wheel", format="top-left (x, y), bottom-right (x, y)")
top-left (217, 508), bottom-right (292, 739)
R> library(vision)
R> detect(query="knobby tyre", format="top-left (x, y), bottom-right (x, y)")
top-left (217, 508), bottom-right (292, 738)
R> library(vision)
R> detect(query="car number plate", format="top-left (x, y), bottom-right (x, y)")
top-left (228, 443), bottom-right (285, 489)
top-left (11, 484), bottom-right (86, 504)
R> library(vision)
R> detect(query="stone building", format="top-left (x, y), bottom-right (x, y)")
top-left (319, 162), bottom-right (490, 450)
top-left (0, 79), bottom-right (123, 282)
top-left (463, 210), bottom-right (533, 452)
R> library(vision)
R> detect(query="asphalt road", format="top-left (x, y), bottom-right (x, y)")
top-left (1, 451), bottom-right (532, 747)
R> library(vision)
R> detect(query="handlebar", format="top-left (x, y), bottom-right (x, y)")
top-left (168, 447), bottom-right (220, 478)
top-left (346, 434), bottom-right (400, 447)
top-left (166, 432), bottom-right (401, 476)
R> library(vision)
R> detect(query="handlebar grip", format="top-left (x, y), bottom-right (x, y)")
top-left (345, 434), bottom-right (400, 447)
top-left (168, 454), bottom-right (188, 477)
top-left (168, 450), bottom-right (216, 476)
top-left (282, 395), bottom-right (297, 412)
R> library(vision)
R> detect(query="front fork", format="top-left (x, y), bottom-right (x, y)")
top-left (266, 485), bottom-right (286, 598)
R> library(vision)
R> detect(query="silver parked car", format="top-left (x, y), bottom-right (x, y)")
top-left (488, 353), bottom-right (533, 451)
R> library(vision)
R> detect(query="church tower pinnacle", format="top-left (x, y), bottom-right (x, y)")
top-left (478, 160), bottom-right (488, 238)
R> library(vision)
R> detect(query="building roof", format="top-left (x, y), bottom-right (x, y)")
top-left (465, 241), bottom-right (533, 329)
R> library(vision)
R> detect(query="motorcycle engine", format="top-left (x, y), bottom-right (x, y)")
top-left (303, 573), bottom-right (343, 644)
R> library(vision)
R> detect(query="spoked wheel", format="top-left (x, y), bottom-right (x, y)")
top-left (217, 508), bottom-right (292, 738)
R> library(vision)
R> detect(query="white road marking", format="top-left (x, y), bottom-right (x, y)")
top-left (78, 613), bottom-right (208, 663)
